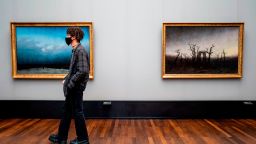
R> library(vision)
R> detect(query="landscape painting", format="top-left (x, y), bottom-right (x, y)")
top-left (162, 23), bottom-right (244, 79)
top-left (11, 22), bottom-right (94, 79)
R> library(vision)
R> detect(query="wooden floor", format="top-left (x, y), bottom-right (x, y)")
top-left (0, 119), bottom-right (256, 144)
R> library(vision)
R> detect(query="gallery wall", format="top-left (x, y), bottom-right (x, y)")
top-left (0, 0), bottom-right (256, 101)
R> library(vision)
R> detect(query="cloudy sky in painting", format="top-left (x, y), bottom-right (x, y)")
top-left (16, 26), bottom-right (90, 65)
top-left (165, 26), bottom-right (239, 58)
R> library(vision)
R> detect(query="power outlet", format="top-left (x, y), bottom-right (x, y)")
top-left (243, 101), bottom-right (254, 105)
top-left (103, 101), bottom-right (112, 106)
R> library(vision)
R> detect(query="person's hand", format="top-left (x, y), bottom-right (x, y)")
top-left (62, 80), bottom-right (65, 84)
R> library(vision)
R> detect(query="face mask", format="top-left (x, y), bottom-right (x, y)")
top-left (65, 37), bottom-right (72, 46)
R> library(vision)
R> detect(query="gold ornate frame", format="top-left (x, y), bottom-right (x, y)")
top-left (162, 23), bottom-right (244, 79)
top-left (11, 22), bottom-right (94, 79)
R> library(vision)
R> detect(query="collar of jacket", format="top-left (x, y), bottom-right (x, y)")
top-left (72, 43), bottom-right (81, 53)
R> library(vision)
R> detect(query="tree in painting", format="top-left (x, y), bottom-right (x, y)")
top-left (165, 26), bottom-right (239, 74)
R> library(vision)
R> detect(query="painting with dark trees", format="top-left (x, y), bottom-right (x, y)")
top-left (162, 23), bottom-right (243, 79)
top-left (11, 22), bottom-right (94, 79)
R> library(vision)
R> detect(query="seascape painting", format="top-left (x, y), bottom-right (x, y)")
top-left (11, 22), bottom-right (94, 79)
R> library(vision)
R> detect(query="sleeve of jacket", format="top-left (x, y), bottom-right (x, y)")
top-left (67, 49), bottom-right (89, 89)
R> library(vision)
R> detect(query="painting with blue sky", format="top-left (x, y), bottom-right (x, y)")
top-left (15, 26), bottom-right (90, 74)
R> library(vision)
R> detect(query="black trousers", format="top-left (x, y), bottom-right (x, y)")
top-left (58, 86), bottom-right (89, 141)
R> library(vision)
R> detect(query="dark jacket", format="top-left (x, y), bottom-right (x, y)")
top-left (63, 43), bottom-right (90, 96)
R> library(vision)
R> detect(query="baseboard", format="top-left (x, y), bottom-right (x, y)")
top-left (0, 100), bottom-right (255, 119)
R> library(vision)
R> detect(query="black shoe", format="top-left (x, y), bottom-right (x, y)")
top-left (48, 134), bottom-right (67, 144)
top-left (69, 138), bottom-right (89, 144)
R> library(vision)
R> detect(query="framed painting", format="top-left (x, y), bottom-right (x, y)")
top-left (162, 23), bottom-right (244, 79)
top-left (11, 22), bottom-right (94, 79)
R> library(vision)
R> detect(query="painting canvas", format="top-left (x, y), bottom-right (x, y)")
top-left (11, 22), bottom-right (94, 79)
top-left (162, 23), bottom-right (243, 79)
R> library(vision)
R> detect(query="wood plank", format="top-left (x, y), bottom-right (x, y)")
top-left (0, 119), bottom-right (256, 144)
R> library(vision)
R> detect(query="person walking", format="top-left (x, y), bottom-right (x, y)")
top-left (49, 26), bottom-right (90, 144)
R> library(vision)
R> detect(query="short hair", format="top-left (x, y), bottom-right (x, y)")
top-left (66, 27), bottom-right (84, 42)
